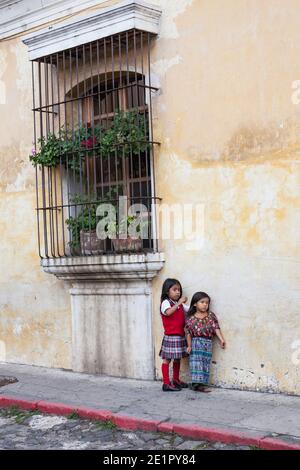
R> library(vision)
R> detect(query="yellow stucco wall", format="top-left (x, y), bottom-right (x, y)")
top-left (151, 0), bottom-right (300, 394)
top-left (0, 38), bottom-right (72, 369)
top-left (0, 0), bottom-right (300, 393)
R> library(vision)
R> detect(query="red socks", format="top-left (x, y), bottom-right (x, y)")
top-left (162, 363), bottom-right (170, 385)
top-left (162, 361), bottom-right (181, 384)
top-left (173, 360), bottom-right (180, 382)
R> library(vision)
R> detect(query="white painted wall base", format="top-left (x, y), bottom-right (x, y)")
top-left (42, 253), bottom-right (164, 380)
top-left (71, 280), bottom-right (154, 378)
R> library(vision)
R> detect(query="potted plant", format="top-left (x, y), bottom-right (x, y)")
top-left (29, 110), bottom-right (149, 170)
top-left (65, 194), bottom-right (106, 255)
top-left (106, 214), bottom-right (148, 253)
top-left (29, 124), bottom-right (102, 172)
top-left (100, 109), bottom-right (149, 157)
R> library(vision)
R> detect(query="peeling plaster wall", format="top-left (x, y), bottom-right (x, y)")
top-left (0, 38), bottom-right (71, 369)
top-left (0, 0), bottom-right (118, 370)
top-left (1, 0), bottom-right (300, 393)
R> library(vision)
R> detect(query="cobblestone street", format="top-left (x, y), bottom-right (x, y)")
top-left (0, 408), bottom-right (253, 450)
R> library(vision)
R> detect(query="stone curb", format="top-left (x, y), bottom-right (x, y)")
top-left (0, 395), bottom-right (299, 451)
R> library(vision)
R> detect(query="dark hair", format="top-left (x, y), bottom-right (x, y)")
top-left (160, 278), bottom-right (182, 303)
top-left (187, 292), bottom-right (211, 317)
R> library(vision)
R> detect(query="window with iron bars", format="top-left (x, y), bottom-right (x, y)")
top-left (30, 30), bottom-right (160, 258)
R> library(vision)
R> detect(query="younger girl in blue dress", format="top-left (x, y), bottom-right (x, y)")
top-left (186, 291), bottom-right (226, 392)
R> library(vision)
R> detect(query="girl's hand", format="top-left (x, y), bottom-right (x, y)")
top-left (179, 296), bottom-right (188, 305)
top-left (220, 340), bottom-right (226, 349)
top-left (186, 346), bottom-right (192, 354)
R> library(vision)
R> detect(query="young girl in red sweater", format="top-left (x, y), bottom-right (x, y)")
top-left (159, 278), bottom-right (189, 391)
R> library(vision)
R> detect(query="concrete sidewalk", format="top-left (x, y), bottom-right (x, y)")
top-left (1, 362), bottom-right (300, 450)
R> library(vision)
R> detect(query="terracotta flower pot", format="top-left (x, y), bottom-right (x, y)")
top-left (112, 237), bottom-right (143, 253)
top-left (80, 230), bottom-right (106, 255)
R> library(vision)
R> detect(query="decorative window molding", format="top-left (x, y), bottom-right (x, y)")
top-left (41, 252), bottom-right (165, 281)
top-left (22, 0), bottom-right (161, 60)
top-left (0, 0), bottom-right (22, 10)
top-left (0, 0), bottom-right (107, 40)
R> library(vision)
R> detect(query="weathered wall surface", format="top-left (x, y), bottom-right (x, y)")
top-left (1, 0), bottom-right (300, 393)
top-left (152, 0), bottom-right (300, 394)
top-left (0, 0), bottom-right (120, 369)
top-left (0, 37), bottom-right (71, 369)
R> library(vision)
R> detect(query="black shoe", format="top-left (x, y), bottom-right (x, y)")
top-left (189, 383), bottom-right (199, 391)
top-left (173, 380), bottom-right (189, 389)
top-left (162, 383), bottom-right (181, 392)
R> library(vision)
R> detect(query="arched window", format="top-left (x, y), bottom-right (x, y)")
top-left (76, 71), bottom-right (150, 203)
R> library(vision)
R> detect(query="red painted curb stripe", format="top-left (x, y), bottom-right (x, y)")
top-left (172, 423), bottom-right (260, 447)
top-left (157, 422), bottom-right (174, 434)
top-left (1, 395), bottom-right (300, 450)
top-left (259, 438), bottom-right (300, 451)
top-left (111, 414), bottom-right (159, 432)
top-left (0, 396), bottom-right (38, 410)
top-left (37, 401), bottom-right (77, 416)
top-left (76, 407), bottom-right (113, 421)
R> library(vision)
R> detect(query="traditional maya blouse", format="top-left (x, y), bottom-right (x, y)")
top-left (185, 312), bottom-right (220, 339)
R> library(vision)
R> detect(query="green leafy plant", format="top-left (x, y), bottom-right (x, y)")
top-left (67, 411), bottom-right (80, 420)
top-left (65, 194), bottom-right (100, 251)
top-left (95, 419), bottom-right (117, 430)
top-left (101, 110), bottom-right (148, 157)
top-left (4, 406), bottom-right (39, 425)
top-left (29, 110), bottom-right (149, 170)
top-left (29, 124), bottom-right (102, 172)
top-left (106, 214), bottom-right (148, 239)
top-left (30, 133), bottom-right (61, 168)
top-left (107, 213), bottom-right (148, 253)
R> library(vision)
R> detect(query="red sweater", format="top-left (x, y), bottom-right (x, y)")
top-left (161, 303), bottom-right (185, 336)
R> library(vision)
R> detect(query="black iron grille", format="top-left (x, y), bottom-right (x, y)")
top-left (30, 30), bottom-right (160, 258)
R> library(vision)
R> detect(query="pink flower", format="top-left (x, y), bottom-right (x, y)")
top-left (31, 148), bottom-right (37, 155)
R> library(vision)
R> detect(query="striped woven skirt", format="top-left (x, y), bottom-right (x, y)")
top-left (189, 337), bottom-right (213, 384)
top-left (159, 335), bottom-right (188, 359)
